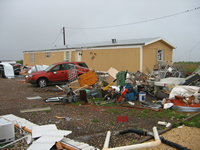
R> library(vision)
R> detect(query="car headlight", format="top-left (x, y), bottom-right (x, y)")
top-left (28, 75), bottom-right (34, 79)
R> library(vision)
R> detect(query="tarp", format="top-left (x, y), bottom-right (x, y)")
top-left (169, 85), bottom-right (200, 99)
top-left (0, 63), bottom-right (14, 78)
top-left (28, 65), bottom-right (49, 74)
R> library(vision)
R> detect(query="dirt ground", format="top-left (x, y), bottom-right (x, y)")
top-left (0, 76), bottom-right (200, 150)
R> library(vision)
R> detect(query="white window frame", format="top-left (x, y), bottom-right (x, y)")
top-left (66, 51), bottom-right (70, 61)
top-left (46, 52), bottom-right (50, 58)
top-left (30, 53), bottom-right (34, 63)
top-left (157, 49), bottom-right (163, 61)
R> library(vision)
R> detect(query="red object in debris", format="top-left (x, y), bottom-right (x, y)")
top-left (116, 88), bottom-right (128, 103)
top-left (117, 116), bottom-right (128, 122)
top-left (170, 99), bottom-right (200, 107)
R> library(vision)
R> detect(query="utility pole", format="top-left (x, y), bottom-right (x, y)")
top-left (63, 27), bottom-right (65, 45)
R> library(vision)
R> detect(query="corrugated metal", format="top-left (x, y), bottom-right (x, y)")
top-left (61, 138), bottom-right (98, 150)
top-left (28, 134), bottom-right (65, 150)
top-left (0, 114), bottom-right (99, 150)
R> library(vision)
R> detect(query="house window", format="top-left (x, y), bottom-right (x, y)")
top-left (30, 53), bottom-right (34, 63)
top-left (157, 50), bottom-right (163, 61)
top-left (66, 51), bottom-right (69, 61)
top-left (46, 52), bottom-right (50, 58)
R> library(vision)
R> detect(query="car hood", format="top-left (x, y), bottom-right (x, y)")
top-left (29, 70), bottom-right (46, 75)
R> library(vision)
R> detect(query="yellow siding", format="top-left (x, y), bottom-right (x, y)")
top-left (23, 53), bottom-right (30, 66)
top-left (71, 51), bottom-right (75, 62)
top-left (143, 40), bottom-right (173, 72)
top-left (81, 48), bottom-right (140, 72)
top-left (23, 51), bottom-right (66, 66)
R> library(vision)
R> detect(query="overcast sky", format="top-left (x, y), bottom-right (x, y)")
top-left (0, 0), bottom-right (200, 62)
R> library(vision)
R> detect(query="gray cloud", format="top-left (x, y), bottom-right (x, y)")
top-left (0, 0), bottom-right (200, 62)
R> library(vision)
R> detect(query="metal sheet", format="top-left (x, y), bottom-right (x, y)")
top-left (28, 134), bottom-right (65, 150)
top-left (1, 114), bottom-right (98, 150)
top-left (173, 106), bottom-right (200, 112)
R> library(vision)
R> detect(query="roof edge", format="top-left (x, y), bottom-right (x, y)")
top-left (145, 37), bottom-right (176, 49)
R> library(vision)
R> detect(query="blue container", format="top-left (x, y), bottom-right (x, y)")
top-left (125, 83), bottom-right (138, 101)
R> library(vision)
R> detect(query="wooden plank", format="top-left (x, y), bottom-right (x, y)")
top-left (20, 107), bottom-right (51, 113)
top-left (56, 142), bottom-right (63, 150)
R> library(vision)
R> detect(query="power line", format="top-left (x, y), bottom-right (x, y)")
top-left (175, 40), bottom-right (200, 62)
top-left (51, 29), bottom-right (62, 46)
top-left (188, 40), bottom-right (200, 61)
top-left (64, 7), bottom-right (200, 29)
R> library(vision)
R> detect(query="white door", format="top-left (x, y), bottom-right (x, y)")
top-left (75, 50), bottom-right (81, 61)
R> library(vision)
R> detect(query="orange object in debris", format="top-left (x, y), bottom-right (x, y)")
top-left (77, 70), bottom-right (98, 87)
top-left (117, 88), bottom-right (128, 103)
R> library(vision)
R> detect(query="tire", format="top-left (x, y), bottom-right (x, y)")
top-left (37, 78), bottom-right (48, 88)
top-left (104, 94), bottom-right (113, 103)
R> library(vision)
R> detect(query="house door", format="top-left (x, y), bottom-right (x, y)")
top-left (75, 50), bottom-right (81, 62)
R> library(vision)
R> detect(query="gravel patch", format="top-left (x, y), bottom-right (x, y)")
top-left (0, 76), bottom-right (199, 149)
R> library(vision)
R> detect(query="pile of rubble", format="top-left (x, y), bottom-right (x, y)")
top-left (41, 62), bottom-right (200, 113)
top-left (1, 62), bottom-right (200, 149)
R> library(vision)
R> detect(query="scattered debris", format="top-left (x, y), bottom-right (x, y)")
top-left (55, 116), bottom-right (71, 121)
top-left (44, 97), bottom-right (62, 102)
top-left (77, 69), bottom-right (98, 87)
top-left (26, 96), bottom-right (42, 100)
top-left (27, 65), bottom-right (49, 74)
top-left (128, 101), bottom-right (135, 105)
top-left (0, 62), bottom-right (15, 78)
top-left (0, 114), bottom-right (98, 150)
top-left (20, 107), bottom-right (51, 113)
top-left (117, 116), bottom-right (128, 122)
top-left (158, 121), bottom-right (171, 128)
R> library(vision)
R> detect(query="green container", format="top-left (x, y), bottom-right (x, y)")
top-left (116, 71), bottom-right (126, 86)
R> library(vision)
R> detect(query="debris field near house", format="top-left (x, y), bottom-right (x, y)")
top-left (0, 61), bottom-right (200, 149)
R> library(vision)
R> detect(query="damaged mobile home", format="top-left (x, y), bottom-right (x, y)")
top-left (23, 37), bottom-right (175, 73)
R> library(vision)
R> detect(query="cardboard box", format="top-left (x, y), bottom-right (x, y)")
top-left (105, 67), bottom-right (119, 86)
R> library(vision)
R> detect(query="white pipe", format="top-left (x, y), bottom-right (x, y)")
top-left (102, 131), bottom-right (111, 150)
top-left (158, 121), bottom-right (167, 126)
top-left (140, 46), bottom-right (143, 72)
top-left (105, 127), bottom-right (161, 150)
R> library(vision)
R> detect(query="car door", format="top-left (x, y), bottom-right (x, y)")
top-left (49, 64), bottom-right (67, 82)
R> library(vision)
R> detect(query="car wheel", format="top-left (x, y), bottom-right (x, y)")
top-left (38, 78), bottom-right (47, 88)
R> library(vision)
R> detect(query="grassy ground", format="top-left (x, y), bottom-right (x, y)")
top-left (174, 61), bottom-right (200, 73)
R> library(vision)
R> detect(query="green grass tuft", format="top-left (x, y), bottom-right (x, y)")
top-left (92, 118), bottom-right (100, 123)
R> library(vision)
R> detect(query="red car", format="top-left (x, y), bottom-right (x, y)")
top-left (27, 61), bottom-right (90, 87)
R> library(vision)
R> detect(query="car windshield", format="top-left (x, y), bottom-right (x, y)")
top-left (76, 63), bottom-right (88, 68)
top-left (44, 64), bottom-right (56, 72)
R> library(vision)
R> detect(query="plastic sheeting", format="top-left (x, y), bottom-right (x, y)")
top-left (169, 85), bottom-right (200, 99)
top-left (28, 65), bottom-right (49, 74)
top-left (0, 63), bottom-right (14, 78)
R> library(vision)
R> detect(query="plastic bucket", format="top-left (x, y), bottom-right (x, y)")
top-left (139, 92), bottom-right (146, 102)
